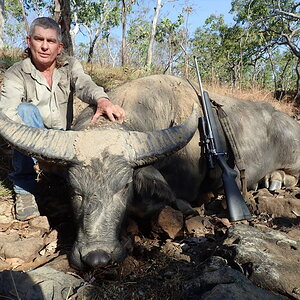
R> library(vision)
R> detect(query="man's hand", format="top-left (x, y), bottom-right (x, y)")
top-left (92, 98), bottom-right (125, 123)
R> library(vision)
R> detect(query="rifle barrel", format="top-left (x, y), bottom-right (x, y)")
top-left (193, 56), bottom-right (252, 221)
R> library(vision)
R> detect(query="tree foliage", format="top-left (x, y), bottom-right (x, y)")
top-left (189, 0), bottom-right (300, 93)
top-left (1, 0), bottom-right (300, 95)
top-left (229, 0), bottom-right (300, 90)
top-left (71, 0), bottom-right (121, 62)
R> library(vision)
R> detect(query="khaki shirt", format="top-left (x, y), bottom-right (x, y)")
top-left (0, 56), bottom-right (109, 130)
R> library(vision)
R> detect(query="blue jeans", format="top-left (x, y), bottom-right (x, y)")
top-left (9, 103), bottom-right (46, 194)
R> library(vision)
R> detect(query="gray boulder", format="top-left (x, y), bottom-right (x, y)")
top-left (220, 224), bottom-right (300, 299)
top-left (0, 266), bottom-right (83, 300)
top-left (182, 256), bottom-right (284, 299)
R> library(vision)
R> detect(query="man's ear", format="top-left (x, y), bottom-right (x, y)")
top-left (26, 36), bottom-right (31, 48)
top-left (58, 42), bottom-right (64, 54)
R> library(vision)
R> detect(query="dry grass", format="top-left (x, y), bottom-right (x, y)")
top-left (80, 64), bottom-right (299, 117)
top-left (0, 180), bottom-right (13, 201)
top-left (205, 82), bottom-right (299, 117)
top-left (0, 49), bottom-right (23, 68)
top-left (82, 63), bottom-right (161, 91)
top-left (83, 64), bottom-right (130, 91)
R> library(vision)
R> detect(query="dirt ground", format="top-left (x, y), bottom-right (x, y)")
top-left (0, 141), bottom-right (299, 299)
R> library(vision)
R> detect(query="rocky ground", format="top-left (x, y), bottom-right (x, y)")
top-left (0, 142), bottom-right (299, 300)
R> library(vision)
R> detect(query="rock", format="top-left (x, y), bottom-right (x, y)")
top-left (248, 188), bottom-right (300, 218)
top-left (0, 200), bottom-right (14, 223)
top-left (0, 259), bottom-right (10, 271)
top-left (185, 216), bottom-right (214, 236)
top-left (220, 224), bottom-right (300, 299)
top-left (0, 234), bottom-right (45, 262)
top-left (161, 240), bottom-right (191, 262)
top-left (29, 216), bottom-right (50, 232)
top-left (154, 206), bottom-right (184, 239)
top-left (44, 229), bottom-right (58, 245)
top-left (0, 222), bottom-right (11, 232)
top-left (0, 266), bottom-right (83, 300)
top-left (44, 254), bottom-right (75, 273)
top-left (4, 257), bottom-right (25, 269)
top-left (120, 256), bottom-right (140, 277)
top-left (182, 256), bottom-right (283, 300)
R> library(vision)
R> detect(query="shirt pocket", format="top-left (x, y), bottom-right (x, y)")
top-left (57, 76), bottom-right (71, 104)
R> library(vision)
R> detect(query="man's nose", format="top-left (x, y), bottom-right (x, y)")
top-left (41, 40), bottom-right (49, 50)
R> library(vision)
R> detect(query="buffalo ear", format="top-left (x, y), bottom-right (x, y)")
top-left (133, 165), bottom-right (176, 202)
top-left (133, 165), bottom-right (199, 217)
top-left (130, 166), bottom-right (176, 218)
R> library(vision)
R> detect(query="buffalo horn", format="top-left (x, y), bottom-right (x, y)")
top-left (0, 111), bottom-right (78, 163)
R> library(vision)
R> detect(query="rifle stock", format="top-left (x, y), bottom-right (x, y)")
top-left (194, 56), bottom-right (252, 221)
top-left (217, 156), bottom-right (252, 221)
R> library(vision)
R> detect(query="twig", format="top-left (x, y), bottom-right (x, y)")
top-left (9, 270), bottom-right (21, 300)
top-left (65, 286), bottom-right (72, 300)
top-left (0, 295), bottom-right (17, 300)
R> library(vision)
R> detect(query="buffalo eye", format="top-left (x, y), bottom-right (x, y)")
top-left (71, 192), bottom-right (83, 211)
top-left (73, 194), bottom-right (83, 202)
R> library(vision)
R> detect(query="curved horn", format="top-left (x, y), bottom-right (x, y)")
top-left (0, 112), bottom-right (79, 163)
top-left (128, 105), bottom-right (199, 166)
top-left (0, 105), bottom-right (199, 166)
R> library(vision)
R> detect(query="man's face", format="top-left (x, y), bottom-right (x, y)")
top-left (26, 25), bottom-right (63, 70)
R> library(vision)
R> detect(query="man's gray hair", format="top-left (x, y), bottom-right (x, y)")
top-left (24, 17), bottom-right (66, 66)
top-left (29, 17), bottom-right (62, 42)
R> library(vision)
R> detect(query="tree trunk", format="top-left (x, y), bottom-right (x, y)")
top-left (266, 47), bottom-right (278, 93)
top-left (182, 6), bottom-right (192, 78)
top-left (295, 59), bottom-right (300, 96)
top-left (87, 30), bottom-right (101, 63)
top-left (121, 0), bottom-right (127, 66)
top-left (106, 36), bottom-right (117, 67)
top-left (70, 12), bottom-right (80, 50)
top-left (145, 0), bottom-right (162, 67)
top-left (0, 0), bottom-right (4, 48)
top-left (18, 0), bottom-right (30, 34)
top-left (53, 0), bottom-right (73, 55)
top-left (168, 36), bottom-right (172, 74)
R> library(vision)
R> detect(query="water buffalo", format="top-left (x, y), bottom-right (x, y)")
top-left (0, 74), bottom-right (299, 271)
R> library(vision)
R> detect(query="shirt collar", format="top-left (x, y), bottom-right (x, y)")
top-left (21, 57), bottom-right (69, 74)
top-left (21, 57), bottom-right (68, 89)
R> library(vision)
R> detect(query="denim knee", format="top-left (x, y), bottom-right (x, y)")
top-left (17, 103), bottom-right (45, 128)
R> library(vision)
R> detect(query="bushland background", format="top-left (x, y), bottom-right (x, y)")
top-left (0, 0), bottom-right (299, 115)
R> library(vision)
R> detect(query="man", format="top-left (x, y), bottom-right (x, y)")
top-left (0, 17), bottom-right (125, 221)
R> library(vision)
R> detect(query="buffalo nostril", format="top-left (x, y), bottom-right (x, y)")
top-left (84, 250), bottom-right (111, 268)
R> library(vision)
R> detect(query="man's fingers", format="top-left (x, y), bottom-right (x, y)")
top-left (92, 103), bottom-right (125, 123)
top-left (113, 108), bottom-right (125, 123)
top-left (91, 112), bottom-right (101, 122)
top-left (107, 111), bottom-right (116, 122)
top-left (115, 106), bottom-right (125, 122)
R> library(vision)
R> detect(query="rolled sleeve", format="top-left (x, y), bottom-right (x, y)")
top-left (70, 58), bottom-right (109, 105)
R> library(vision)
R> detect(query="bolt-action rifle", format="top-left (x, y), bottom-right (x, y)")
top-left (194, 56), bottom-right (252, 222)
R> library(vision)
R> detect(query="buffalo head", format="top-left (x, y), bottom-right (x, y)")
top-left (0, 105), bottom-right (199, 270)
